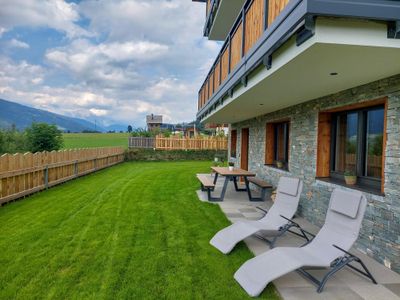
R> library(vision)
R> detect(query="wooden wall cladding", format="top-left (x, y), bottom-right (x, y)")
top-left (214, 60), bottom-right (221, 91)
top-left (221, 47), bottom-right (229, 83)
top-left (268, 0), bottom-right (290, 27)
top-left (230, 22), bottom-right (243, 71)
top-left (316, 112), bottom-right (332, 178)
top-left (245, 0), bottom-right (265, 55)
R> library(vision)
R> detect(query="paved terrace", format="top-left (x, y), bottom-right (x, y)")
top-left (197, 174), bottom-right (400, 300)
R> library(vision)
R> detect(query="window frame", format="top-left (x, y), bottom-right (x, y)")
top-left (230, 129), bottom-right (237, 158)
top-left (329, 106), bottom-right (384, 191)
top-left (316, 97), bottom-right (387, 194)
top-left (265, 120), bottom-right (290, 170)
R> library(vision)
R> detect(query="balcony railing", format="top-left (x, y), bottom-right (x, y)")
top-left (198, 0), bottom-right (290, 111)
top-left (198, 0), bottom-right (400, 119)
top-left (204, 0), bottom-right (219, 37)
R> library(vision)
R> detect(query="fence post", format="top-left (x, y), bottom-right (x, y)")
top-left (74, 160), bottom-right (78, 177)
top-left (44, 165), bottom-right (49, 189)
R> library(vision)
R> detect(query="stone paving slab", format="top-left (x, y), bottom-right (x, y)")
top-left (277, 286), bottom-right (363, 300)
top-left (349, 283), bottom-right (400, 300)
top-left (386, 284), bottom-right (400, 296)
top-left (197, 175), bottom-right (400, 300)
top-left (239, 208), bottom-right (258, 213)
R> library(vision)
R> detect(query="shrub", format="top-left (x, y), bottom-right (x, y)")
top-left (25, 123), bottom-right (64, 153)
top-left (131, 128), bottom-right (172, 138)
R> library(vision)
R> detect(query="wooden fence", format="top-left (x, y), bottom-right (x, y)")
top-left (128, 136), bottom-right (228, 150)
top-left (129, 137), bottom-right (155, 149)
top-left (0, 147), bottom-right (125, 205)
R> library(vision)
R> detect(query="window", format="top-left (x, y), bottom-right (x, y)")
top-left (330, 105), bottom-right (385, 190)
top-left (230, 130), bottom-right (237, 158)
top-left (317, 99), bottom-right (387, 194)
top-left (265, 121), bottom-right (290, 170)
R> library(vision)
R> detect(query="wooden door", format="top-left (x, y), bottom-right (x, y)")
top-left (241, 128), bottom-right (249, 170)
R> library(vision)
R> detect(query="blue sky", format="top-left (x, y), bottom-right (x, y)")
top-left (0, 0), bottom-right (220, 127)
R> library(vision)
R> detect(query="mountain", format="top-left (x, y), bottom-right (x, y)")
top-left (104, 124), bottom-right (129, 132)
top-left (0, 98), bottom-right (104, 132)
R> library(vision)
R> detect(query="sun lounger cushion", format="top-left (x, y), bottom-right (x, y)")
top-left (277, 177), bottom-right (300, 197)
top-left (330, 189), bottom-right (362, 219)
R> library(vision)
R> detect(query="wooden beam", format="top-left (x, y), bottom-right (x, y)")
top-left (322, 97), bottom-right (387, 113)
top-left (316, 112), bottom-right (332, 177)
top-left (265, 123), bottom-right (275, 165)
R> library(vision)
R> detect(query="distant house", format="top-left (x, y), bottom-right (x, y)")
top-left (184, 127), bottom-right (197, 138)
top-left (146, 114), bottom-right (163, 131)
top-left (205, 123), bottom-right (228, 136)
top-left (160, 123), bottom-right (175, 131)
top-left (174, 123), bottom-right (199, 138)
top-left (146, 115), bottom-right (202, 137)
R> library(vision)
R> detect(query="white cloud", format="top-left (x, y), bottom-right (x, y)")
top-left (146, 78), bottom-right (192, 101)
top-left (79, 0), bottom-right (219, 73)
top-left (100, 41), bottom-right (169, 61)
top-left (89, 108), bottom-right (108, 116)
top-left (0, 57), bottom-right (44, 87)
top-left (0, 0), bottom-right (91, 38)
top-left (45, 39), bottom-right (171, 91)
top-left (0, 0), bottom-right (222, 127)
top-left (8, 38), bottom-right (30, 49)
top-left (46, 39), bottom-right (168, 67)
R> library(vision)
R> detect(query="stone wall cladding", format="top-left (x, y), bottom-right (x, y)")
top-left (231, 74), bottom-right (400, 273)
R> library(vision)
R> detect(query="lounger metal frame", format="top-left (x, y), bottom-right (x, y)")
top-left (254, 208), bottom-right (311, 248)
top-left (298, 244), bottom-right (377, 293)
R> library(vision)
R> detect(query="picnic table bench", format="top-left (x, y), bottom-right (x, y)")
top-left (247, 177), bottom-right (273, 201)
top-left (196, 167), bottom-right (256, 202)
top-left (196, 174), bottom-right (217, 201)
top-left (197, 168), bottom-right (273, 202)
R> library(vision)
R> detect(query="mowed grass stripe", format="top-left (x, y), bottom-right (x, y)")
top-left (0, 161), bottom-right (279, 299)
top-left (1, 169), bottom-right (133, 298)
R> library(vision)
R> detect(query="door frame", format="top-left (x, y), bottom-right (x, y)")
top-left (241, 128), bottom-right (249, 171)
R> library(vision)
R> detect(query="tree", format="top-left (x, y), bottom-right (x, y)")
top-left (127, 125), bottom-right (133, 133)
top-left (25, 123), bottom-right (63, 153)
top-left (0, 131), bottom-right (5, 154)
top-left (0, 128), bottom-right (28, 154)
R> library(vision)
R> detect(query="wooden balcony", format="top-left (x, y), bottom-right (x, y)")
top-left (197, 0), bottom-right (400, 121)
top-left (198, 0), bottom-right (290, 111)
top-left (202, 0), bottom-right (246, 41)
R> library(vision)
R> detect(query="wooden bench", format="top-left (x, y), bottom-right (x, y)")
top-left (197, 174), bottom-right (219, 201)
top-left (246, 177), bottom-right (273, 201)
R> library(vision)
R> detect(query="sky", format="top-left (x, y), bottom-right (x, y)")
top-left (0, 0), bottom-right (220, 128)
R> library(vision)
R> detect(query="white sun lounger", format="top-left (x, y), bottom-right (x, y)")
top-left (210, 177), bottom-right (304, 254)
top-left (234, 188), bottom-right (377, 297)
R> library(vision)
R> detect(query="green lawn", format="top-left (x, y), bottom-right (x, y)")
top-left (62, 133), bottom-right (130, 149)
top-left (0, 161), bottom-right (279, 299)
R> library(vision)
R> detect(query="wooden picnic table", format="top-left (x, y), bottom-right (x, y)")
top-left (211, 167), bottom-right (256, 177)
top-left (209, 167), bottom-right (256, 201)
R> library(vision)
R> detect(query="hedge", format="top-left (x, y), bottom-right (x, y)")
top-left (124, 149), bottom-right (227, 162)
